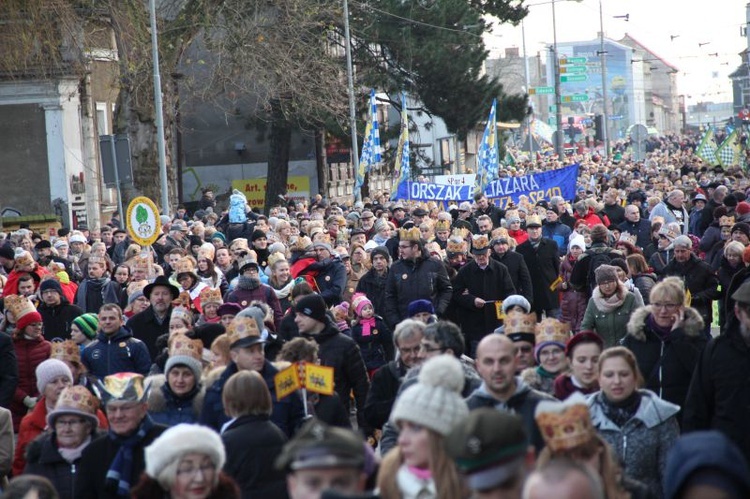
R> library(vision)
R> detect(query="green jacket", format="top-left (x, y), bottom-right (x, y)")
top-left (580, 292), bottom-right (638, 347)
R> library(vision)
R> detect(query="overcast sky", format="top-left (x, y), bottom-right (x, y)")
top-left (486, 0), bottom-right (749, 105)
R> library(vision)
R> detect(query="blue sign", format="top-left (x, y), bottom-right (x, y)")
top-left (395, 164), bottom-right (580, 209)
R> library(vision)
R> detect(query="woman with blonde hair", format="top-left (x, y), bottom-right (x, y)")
top-left (377, 355), bottom-right (467, 498)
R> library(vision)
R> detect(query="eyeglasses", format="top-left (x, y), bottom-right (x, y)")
top-left (419, 343), bottom-right (445, 354)
top-left (652, 303), bottom-right (681, 311)
top-left (177, 463), bottom-right (216, 477)
top-left (399, 346), bottom-right (421, 356)
top-left (398, 244), bottom-right (413, 249)
top-left (55, 418), bottom-right (85, 428)
top-left (517, 345), bottom-right (533, 354)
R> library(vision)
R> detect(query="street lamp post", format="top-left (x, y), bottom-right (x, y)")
top-left (343, 0), bottom-right (360, 201)
top-left (551, 0), bottom-right (564, 159)
top-left (598, 0), bottom-right (610, 157)
top-left (521, 20), bottom-right (534, 156)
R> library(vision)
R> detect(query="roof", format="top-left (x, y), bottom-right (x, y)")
top-left (618, 33), bottom-right (679, 71)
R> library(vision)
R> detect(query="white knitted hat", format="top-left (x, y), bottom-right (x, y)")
top-left (389, 355), bottom-right (469, 436)
top-left (145, 424), bottom-right (225, 479)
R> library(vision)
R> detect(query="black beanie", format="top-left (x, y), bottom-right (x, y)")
top-left (725, 194), bottom-right (738, 208)
top-left (0, 244), bottom-right (14, 261)
top-left (39, 279), bottom-right (63, 295)
top-left (294, 294), bottom-right (328, 322)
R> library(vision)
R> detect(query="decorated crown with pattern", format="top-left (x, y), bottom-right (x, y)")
top-left (172, 292), bottom-right (193, 310)
top-left (534, 318), bottom-right (572, 345)
top-left (226, 316), bottom-right (263, 347)
top-left (315, 233), bottom-right (333, 246)
top-left (168, 333), bottom-right (203, 361)
top-left (525, 214), bottom-right (543, 227)
top-left (4, 295), bottom-right (37, 322)
top-left (199, 287), bottom-right (223, 306)
top-left (96, 372), bottom-right (149, 404)
top-left (435, 219), bottom-right (451, 232)
top-left (491, 227), bottom-right (510, 240)
top-left (50, 340), bottom-right (81, 364)
top-left (267, 251), bottom-right (287, 269)
top-left (173, 256), bottom-right (197, 275)
top-left (130, 254), bottom-right (152, 271)
top-left (398, 227), bottom-right (422, 243)
top-left (88, 255), bottom-right (107, 266)
top-left (229, 238), bottom-right (249, 251)
top-left (47, 385), bottom-right (101, 428)
top-left (471, 234), bottom-right (490, 252)
top-left (446, 236), bottom-right (467, 255)
top-left (14, 251), bottom-right (34, 268)
top-left (289, 236), bottom-right (313, 253)
top-left (451, 227), bottom-right (470, 240)
top-left (170, 305), bottom-right (193, 325)
top-left (720, 215), bottom-right (736, 227)
top-left (534, 393), bottom-right (595, 452)
top-left (503, 311), bottom-right (537, 335)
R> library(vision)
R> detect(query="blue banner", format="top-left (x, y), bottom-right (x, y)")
top-left (395, 163), bottom-right (580, 209)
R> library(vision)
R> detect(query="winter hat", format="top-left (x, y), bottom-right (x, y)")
top-left (731, 222), bottom-right (750, 239)
top-left (594, 264), bottom-right (619, 285)
top-left (568, 234), bottom-right (586, 253)
top-left (164, 334), bottom-right (204, 381)
top-left (217, 302), bottom-right (242, 317)
top-left (237, 305), bottom-right (269, 340)
top-left (251, 230), bottom-right (267, 242)
top-left (72, 313), bottom-right (99, 340)
top-left (36, 358), bottom-right (73, 394)
top-left (673, 235), bottom-right (693, 249)
top-left (127, 289), bottom-right (145, 306)
top-left (565, 331), bottom-right (603, 357)
top-left (46, 385), bottom-right (100, 429)
top-left (407, 299), bottom-right (434, 317)
top-left (210, 232), bottom-right (227, 244)
top-left (737, 202), bottom-right (750, 216)
top-left (69, 234), bottom-right (87, 244)
top-left (725, 193), bottom-right (738, 208)
top-left (145, 424), bottom-right (226, 485)
top-left (369, 246), bottom-right (391, 262)
top-left (502, 295), bottom-right (531, 315)
top-left (609, 258), bottom-right (628, 275)
top-left (5, 295), bottom-right (42, 331)
top-left (389, 355), bottom-right (469, 436)
top-left (294, 294), bottom-right (328, 323)
top-left (351, 293), bottom-right (372, 317)
top-left (590, 224), bottom-right (609, 244)
top-left (713, 206), bottom-right (728, 220)
top-left (39, 278), bottom-right (63, 296)
top-left (0, 244), bottom-right (14, 260)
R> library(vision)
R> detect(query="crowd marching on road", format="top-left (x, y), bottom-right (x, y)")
top-left (2, 135), bottom-right (750, 499)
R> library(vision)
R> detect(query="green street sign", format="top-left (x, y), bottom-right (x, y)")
top-left (549, 105), bottom-right (557, 112)
top-left (561, 57), bottom-right (587, 64)
top-left (561, 65), bottom-right (587, 74)
top-left (560, 74), bottom-right (588, 83)
top-left (529, 86), bottom-right (554, 95)
top-left (562, 94), bottom-right (590, 103)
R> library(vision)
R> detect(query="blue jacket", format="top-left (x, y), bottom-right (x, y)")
top-left (542, 221), bottom-right (572, 257)
top-left (146, 374), bottom-right (203, 426)
top-left (81, 326), bottom-right (151, 380)
top-left (618, 218), bottom-right (652, 249)
top-left (200, 360), bottom-right (305, 437)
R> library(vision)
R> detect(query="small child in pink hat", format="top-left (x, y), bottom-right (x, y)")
top-left (350, 293), bottom-right (393, 378)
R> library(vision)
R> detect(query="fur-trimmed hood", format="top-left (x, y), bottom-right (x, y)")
top-left (626, 305), bottom-right (704, 342)
top-left (146, 373), bottom-right (205, 414)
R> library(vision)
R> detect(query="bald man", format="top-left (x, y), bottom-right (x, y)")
top-left (523, 459), bottom-right (605, 499)
top-left (465, 334), bottom-right (553, 452)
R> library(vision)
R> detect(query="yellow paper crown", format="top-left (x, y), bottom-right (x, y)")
top-left (229, 238), bottom-right (249, 251)
top-left (168, 333), bottom-right (203, 360)
top-left (55, 385), bottom-right (100, 417)
top-left (4, 295), bottom-right (36, 322)
top-left (491, 227), bottom-right (510, 240)
top-left (130, 254), bottom-right (152, 271)
top-left (226, 316), bottom-right (262, 346)
top-left (503, 311), bottom-right (537, 335)
top-left (199, 287), bottom-right (223, 306)
top-left (446, 236), bottom-right (467, 255)
top-left (525, 214), bottom-right (543, 227)
top-left (535, 394), bottom-right (595, 452)
top-left (451, 227), bottom-right (469, 240)
top-left (170, 306), bottom-right (193, 325)
top-left (471, 234), bottom-right (490, 252)
top-left (435, 219), bottom-right (451, 232)
top-left (267, 251), bottom-right (287, 269)
top-left (14, 251), bottom-right (34, 268)
top-left (289, 236), bottom-right (312, 252)
top-left (172, 292), bottom-right (193, 310)
top-left (535, 318), bottom-right (571, 345)
top-left (50, 340), bottom-right (81, 364)
top-left (97, 372), bottom-right (148, 404)
top-left (173, 256), bottom-right (197, 275)
top-left (720, 215), bottom-right (736, 227)
top-left (398, 227), bottom-right (422, 243)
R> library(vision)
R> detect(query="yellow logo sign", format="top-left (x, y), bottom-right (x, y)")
top-left (274, 364), bottom-right (301, 400)
top-left (304, 364), bottom-right (335, 396)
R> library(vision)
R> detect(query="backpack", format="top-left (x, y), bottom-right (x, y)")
top-left (228, 189), bottom-right (248, 224)
top-left (585, 246), bottom-right (615, 291)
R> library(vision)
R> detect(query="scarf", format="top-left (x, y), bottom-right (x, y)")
top-left (106, 414), bottom-right (155, 498)
top-left (58, 436), bottom-right (91, 463)
top-left (601, 391), bottom-right (641, 428)
top-left (272, 278), bottom-right (295, 300)
top-left (536, 365), bottom-right (557, 380)
top-left (591, 285), bottom-right (626, 313)
top-left (359, 317), bottom-right (376, 337)
top-left (646, 313), bottom-right (672, 341)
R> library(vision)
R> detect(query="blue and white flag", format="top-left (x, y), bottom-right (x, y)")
top-left (355, 89), bottom-right (381, 195)
top-left (390, 92), bottom-right (410, 200)
top-left (476, 99), bottom-right (498, 194)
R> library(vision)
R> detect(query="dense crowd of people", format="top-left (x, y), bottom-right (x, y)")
top-left (0, 136), bottom-right (750, 498)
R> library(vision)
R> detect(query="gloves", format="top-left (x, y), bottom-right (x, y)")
top-left (23, 396), bottom-right (37, 409)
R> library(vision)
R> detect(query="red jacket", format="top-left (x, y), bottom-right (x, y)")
top-left (508, 229), bottom-right (529, 246)
top-left (575, 208), bottom-right (610, 228)
top-left (11, 336), bottom-right (51, 432)
top-left (3, 266), bottom-right (50, 298)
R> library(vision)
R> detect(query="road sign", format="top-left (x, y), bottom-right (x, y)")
top-left (529, 86), bottom-right (554, 95)
top-left (560, 57), bottom-right (587, 65)
top-left (562, 94), bottom-right (590, 103)
top-left (560, 74), bottom-right (588, 83)
top-left (549, 105), bottom-right (557, 112)
top-left (560, 66), bottom-right (587, 74)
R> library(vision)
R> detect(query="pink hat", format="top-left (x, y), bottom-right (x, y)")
top-left (351, 293), bottom-right (373, 317)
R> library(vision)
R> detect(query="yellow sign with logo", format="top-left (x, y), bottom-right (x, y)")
top-left (274, 364), bottom-right (302, 400)
top-left (126, 197), bottom-right (161, 246)
top-left (231, 176), bottom-right (310, 210)
top-left (304, 364), bottom-right (335, 396)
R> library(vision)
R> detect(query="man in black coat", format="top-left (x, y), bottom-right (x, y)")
top-left (294, 294), bottom-right (370, 435)
top-left (452, 235), bottom-right (516, 356)
top-left (355, 246), bottom-right (390, 317)
top-left (37, 279), bottom-right (82, 341)
top-left (618, 204), bottom-right (653, 250)
top-left (384, 230), bottom-right (452, 329)
top-left (472, 193), bottom-right (504, 229)
top-left (516, 215), bottom-right (561, 319)
top-left (698, 185), bottom-right (727, 236)
top-left (126, 276), bottom-right (178, 359)
top-left (491, 236), bottom-right (533, 304)
top-left (0, 334), bottom-right (18, 409)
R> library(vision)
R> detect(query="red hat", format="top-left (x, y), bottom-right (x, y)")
top-left (565, 331), bottom-right (604, 357)
top-left (738, 202), bottom-right (750, 217)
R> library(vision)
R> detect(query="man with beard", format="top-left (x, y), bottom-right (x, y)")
top-left (360, 210), bottom-right (376, 240)
top-left (74, 257), bottom-right (125, 314)
top-left (33, 240), bottom-right (73, 276)
top-left (37, 279), bottom-right (82, 341)
top-left (225, 256), bottom-right (283, 328)
top-left (355, 246), bottom-right (390, 318)
top-left (127, 276), bottom-right (178, 359)
top-left (684, 280), bottom-right (750, 463)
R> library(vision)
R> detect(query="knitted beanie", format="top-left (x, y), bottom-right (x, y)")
top-left (72, 313), bottom-right (99, 340)
top-left (594, 264), bottom-right (619, 285)
top-left (145, 424), bottom-right (225, 484)
top-left (737, 202), bottom-right (750, 217)
top-left (17, 309), bottom-right (43, 332)
top-left (407, 299), bottom-right (434, 317)
top-left (732, 222), bottom-right (750, 239)
top-left (390, 355), bottom-right (469, 436)
top-left (351, 293), bottom-right (373, 317)
top-left (36, 358), bottom-right (73, 393)
top-left (294, 294), bottom-right (328, 323)
top-left (502, 295), bottom-right (531, 314)
top-left (39, 279), bottom-right (63, 296)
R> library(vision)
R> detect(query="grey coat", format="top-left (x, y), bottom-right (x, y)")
top-left (588, 390), bottom-right (680, 498)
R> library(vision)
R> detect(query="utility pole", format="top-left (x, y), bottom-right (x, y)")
top-left (343, 0), bottom-right (360, 201)
top-left (149, 0), bottom-right (170, 215)
top-left (552, 0), bottom-right (564, 159)
top-left (598, 0), bottom-right (610, 157)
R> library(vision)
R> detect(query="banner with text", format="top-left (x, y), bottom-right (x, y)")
top-left (232, 176), bottom-right (310, 210)
top-left (395, 164), bottom-right (579, 209)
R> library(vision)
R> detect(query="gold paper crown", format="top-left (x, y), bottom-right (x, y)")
top-left (168, 333), bottom-right (203, 360)
top-left (471, 234), bottom-right (490, 252)
top-left (503, 311), bottom-right (537, 335)
top-left (618, 232), bottom-right (637, 246)
top-left (5, 295), bottom-right (36, 322)
top-left (451, 227), bottom-right (470, 240)
top-left (525, 214), bottom-right (543, 227)
top-left (199, 287), bottom-right (223, 306)
top-left (720, 215), bottom-right (736, 227)
top-left (198, 243), bottom-right (215, 261)
top-left (491, 227), bottom-right (510, 240)
top-left (55, 385), bottom-right (100, 417)
top-left (446, 236), bottom-right (467, 255)
top-left (172, 292), bottom-right (193, 310)
top-left (130, 254), bottom-right (152, 270)
top-left (97, 372), bottom-right (149, 404)
top-left (315, 233), bottom-right (333, 245)
top-left (267, 251), bottom-right (287, 269)
top-left (229, 238), bottom-right (249, 251)
top-left (47, 262), bottom-right (66, 273)
top-left (173, 256), bottom-right (197, 275)
top-left (50, 340), bottom-right (81, 364)
top-left (14, 251), bottom-right (34, 268)
top-left (170, 306), bottom-right (193, 325)
top-left (535, 318), bottom-right (571, 344)
top-left (505, 210), bottom-right (520, 221)
top-left (289, 236), bottom-right (313, 252)
top-left (88, 255), bottom-right (107, 266)
top-left (398, 227), bottom-right (422, 243)
top-left (226, 316), bottom-right (261, 345)
top-left (435, 219), bottom-right (451, 232)
top-left (535, 394), bottom-right (595, 452)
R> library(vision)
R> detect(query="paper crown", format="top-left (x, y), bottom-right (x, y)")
top-left (172, 291), bottom-right (193, 310)
top-left (289, 236), bottom-right (313, 252)
top-left (130, 254), bottom-right (152, 271)
top-left (88, 255), bottom-right (107, 266)
top-left (618, 232), bottom-right (637, 246)
top-left (720, 215), bottom-right (736, 227)
top-left (267, 251), bottom-right (287, 269)
top-left (5, 295), bottom-right (37, 322)
top-left (170, 306), bottom-right (193, 325)
top-left (525, 214), bottom-right (543, 227)
top-left (315, 233), bottom-right (333, 246)
top-left (237, 255), bottom-right (259, 271)
top-left (56, 385), bottom-right (100, 416)
top-left (173, 256), bottom-right (197, 275)
top-left (398, 227), bottom-right (422, 243)
top-left (50, 340), bottom-right (81, 364)
top-left (535, 393), bottom-right (595, 452)
top-left (435, 219), bottom-right (451, 232)
top-left (229, 238), bottom-right (249, 251)
top-left (168, 333), bottom-right (203, 361)
top-left (503, 311), bottom-right (537, 335)
top-left (14, 251), bottom-right (34, 267)
top-left (96, 372), bottom-right (149, 404)
top-left (505, 210), bottom-right (520, 222)
top-left (226, 316), bottom-right (262, 347)
top-left (47, 261), bottom-right (66, 273)
top-left (471, 234), bottom-right (490, 252)
top-left (658, 227), bottom-right (677, 241)
top-left (446, 236), bottom-right (467, 255)
top-left (198, 243), bottom-right (215, 261)
top-left (535, 318), bottom-right (571, 345)
top-left (451, 227), bottom-right (470, 240)
top-left (199, 287), bottom-right (223, 306)
top-left (491, 227), bottom-right (510, 240)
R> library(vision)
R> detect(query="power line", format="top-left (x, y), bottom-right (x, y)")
top-left (351, 1), bottom-right (483, 38)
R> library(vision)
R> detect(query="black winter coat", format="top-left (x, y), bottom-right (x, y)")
top-left (25, 431), bottom-right (101, 499)
top-left (724, 266), bottom-right (750, 334)
top-left (364, 360), bottom-right (406, 429)
top-left (38, 299), bottom-right (83, 341)
top-left (452, 259), bottom-right (516, 345)
top-left (491, 250), bottom-right (534, 304)
top-left (356, 268), bottom-right (389, 317)
top-left (621, 306), bottom-right (706, 422)
top-left (304, 319), bottom-right (370, 432)
top-left (0, 333), bottom-right (18, 409)
top-left (127, 305), bottom-right (172, 359)
top-left (683, 326), bottom-right (750, 462)
top-left (309, 257), bottom-right (347, 306)
top-left (278, 311), bottom-right (300, 342)
top-left (222, 414), bottom-right (289, 499)
top-left (384, 254), bottom-right (452, 328)
top-left (618, 219), bottom-right (652, 250)
top-left (516, 238), bottom-right (560, 312)
top-left (76, 424), bottom-right (167, 499)
top-left (662, 255), bottom-right (720, 328)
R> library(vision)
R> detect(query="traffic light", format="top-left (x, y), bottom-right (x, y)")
top-left (594, 114), bottom-right (604, 142)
